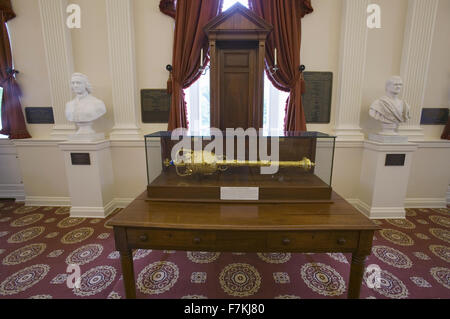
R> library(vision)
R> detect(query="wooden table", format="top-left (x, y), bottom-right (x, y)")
top-left (107, 191), bottom-right (379, 299)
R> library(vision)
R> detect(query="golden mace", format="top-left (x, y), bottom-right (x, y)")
top-left (164, 150), bottom-right (315, 177)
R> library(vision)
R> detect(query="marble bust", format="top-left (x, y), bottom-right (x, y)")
top-left (369, 76), bottom-right (411, 135)
top-left (65, 73), bottom-right (106, 140)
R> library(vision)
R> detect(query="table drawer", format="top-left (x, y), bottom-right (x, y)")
top-left (127, 229), bottom-right (216, 250)
top-left (267, 231), bottom-right (359, 252)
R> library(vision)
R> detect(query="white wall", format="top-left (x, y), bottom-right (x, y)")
top-left (8, 0), bottom-right (53, 139)
top-left (302, 0), bottom-right (342, 134)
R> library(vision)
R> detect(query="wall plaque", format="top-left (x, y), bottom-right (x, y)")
top-left (141, 89), bottom-right (171, 123)
top-left (420, 108), bottom-right (449, 125)
top-left (71, 153), bottom-right (91, 166)
top-left (385, 154), bottom-right (405, 167)
top-left (302, 72), bottom-right (333, 124)
top-left (25, 107), bottom-right (55, 124)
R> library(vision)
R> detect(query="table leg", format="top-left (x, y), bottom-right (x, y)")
top-left (120, 249), bottom-right (136, 299)
top-left (348, 253), bottom-right (367, 299)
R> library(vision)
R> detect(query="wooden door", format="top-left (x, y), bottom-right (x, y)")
top-left (219, 47), bottom-right (257, 130)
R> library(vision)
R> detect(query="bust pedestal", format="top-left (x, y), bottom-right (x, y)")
top-left (368, 123), bottom-right (409, 143)
top-left (368, 134), bottom-right (409, 144)
top-left (58, 140), bottom-right (115, 218)
top-left (356, 141), bottom-right (418, 219)
top-left (68, 122), bottom-right (105, 142)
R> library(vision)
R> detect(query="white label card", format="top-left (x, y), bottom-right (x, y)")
top-left (220, 187), bottom-right (259, 201)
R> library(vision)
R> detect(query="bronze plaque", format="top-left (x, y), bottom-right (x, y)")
top-left (385, 154), bottom-right (405, 167)
top-left (141, 89), bottom-right (171, 123)
top-left (71, 153), bottom-right (91, 166)
top-left (25, 107), bottom-right (55, 124)
top-left (302, 72), bottom-right (333, 124)
top-left (420, 108), bottom-right (449, 125)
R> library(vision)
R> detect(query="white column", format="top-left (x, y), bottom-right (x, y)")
top-left (106, 0), bottom-right (142, 140)
top-left (398, 0), bottom-right (439, 141)
top-left (334, 0), bottom-right (370, 141)
top-left (38, 0), bottom-right (76, 139)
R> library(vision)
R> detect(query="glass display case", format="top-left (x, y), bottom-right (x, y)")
top-left (145, 131), bottom-right (336, 203)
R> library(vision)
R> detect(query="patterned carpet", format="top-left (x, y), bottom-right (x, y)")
top-left (0, 201), bottom-right (449, 299)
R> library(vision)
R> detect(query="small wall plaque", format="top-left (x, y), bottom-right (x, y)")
top-left (385, 154), bottom-right (405, 167)
top-left (25, 107), bottom-right (55, 124)
top-left (420, 108), bottom-right (449, 125)
top-left (71, 153), bottom-right (91, 166)
top-left (302, 72), bottom-right (333, 124)
top-left (141, 89), bottom-right (171, 123)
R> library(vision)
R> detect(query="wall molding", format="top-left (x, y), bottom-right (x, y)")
top-left (13, 140), bottom-right (63, 147)
top-left (350, 197), bottom-right (448, 219)
top-left (0, 184), bottom-right (25, 202)
top-left (110, 140), bottom-right (145, 148)
top-left (352, 199), bottom-right (406, 220)
top-left (113, 198), bottom-right (134, 209)
top-left (335, 140), bottom-right (364, 149)
top-left (447, 186), bottom-right (450, 206)
top-left (70, 200), bottom-right (116, 219)
top-left (363, 141), bottom-right (419, 153)
top-left (414, 140), bottom-right (450, 149)
top-left (21, 197), bottom-right (133, 217)
top-left (25, 196), bottom-right (71, 207)
top-left (405, 197), bottom-right (448, 209)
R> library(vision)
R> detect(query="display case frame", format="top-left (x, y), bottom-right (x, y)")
top-left (145, 131), bottom-right (336, 204)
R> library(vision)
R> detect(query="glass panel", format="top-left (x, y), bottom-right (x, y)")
top-left (222, 0), bottom-right (249, 11)
top-left (0, 87), bottom-right (3, 132)
top-left (146, 131), bottom-right (336, 139)
top-left (145, 132), bottom-right (336, 202)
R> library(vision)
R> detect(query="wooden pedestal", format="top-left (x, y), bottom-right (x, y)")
top-left (147, 168), bottom-right (332, 203)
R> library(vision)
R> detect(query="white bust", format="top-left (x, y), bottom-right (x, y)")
top-left (65, 73), bottom-right (106, 137)
top-left (369, 76), bottom-right (411, 135)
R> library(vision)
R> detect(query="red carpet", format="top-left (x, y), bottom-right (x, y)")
top-left (0, 201), bottom-right (449, 299)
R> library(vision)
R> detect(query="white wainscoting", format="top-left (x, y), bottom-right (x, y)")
top-left (1, 138), bottom-right (448, 219)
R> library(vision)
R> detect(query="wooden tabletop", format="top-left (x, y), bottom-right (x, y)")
top-left (108, 191), bottom-right (378, 232)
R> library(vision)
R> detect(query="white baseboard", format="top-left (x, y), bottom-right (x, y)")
top-left (404, 198), bottom-right (447, 209)
top-left (349, 197), bottom-right (447, 218)
top-left (25, 196), bottom-right (71, 207)
top-left (447, 186), bottom-right (450, 206)
top-left (21, 196), bottom-right (133, 218)
top-left (112, 198), bottom-right (134, 209)
top-left (0, 184), bottom-right (25, 202)
top-left (70, 200), bottom-right (116, 219)
top-left (351, 199), bottom-right (406, 219)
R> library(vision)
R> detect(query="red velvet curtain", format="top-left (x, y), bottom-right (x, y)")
top-left (159, 0), bottom-right (177, 19)
top-left (249, 0), bottom-right (312, 132)
top-left (0, 1), bottom-right (30, 139)
top-left (167, 0), bottom-right (222, 130)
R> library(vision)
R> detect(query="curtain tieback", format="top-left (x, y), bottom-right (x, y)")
top-left (288, 72), bottom-right (303, 90)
